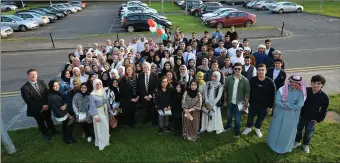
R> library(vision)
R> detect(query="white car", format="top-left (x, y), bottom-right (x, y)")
top-left (51, 4), bottom-right (77, 13)
top-left (0, 4), bottom-right (18, 12)
top-left (120, 6), bottom-right (157, 16)
top-left (62, 3), bottom-right (82, 11)
top-left (1, 15), bottom-right (39, 32)
top-left (270, 2), bottom-right (303, 14)
top-left (177, 1), bottom-right (185, 6)
top-left (1, 25), bottom-right (13, 38)
top-left (14, 12), bottom-right (50, 25)
top-left (122, 1), bottom-right (148, 7)
top-left (254, 0), bottom-right (276, 10)
top-left (246, 0), bottom-right (258, 8)
top-left (201, 8), bottom-right (237, 21)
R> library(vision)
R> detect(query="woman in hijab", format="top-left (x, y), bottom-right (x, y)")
top-left (60, 70), bottom-right (71, 96)
top-left (105, 79), bottom-right (122, 130)
top-left (267, 75), bottom-right (306, 154)
top-left (182, 80), bottom-right (202, 141)
top-left (178, 65), bottom-right (189, 84)
top-left (119, 64), bottom-right (139, 129)
top-left (74, 45), bottom-right (84, 59)
top-left (70, 67), bottom-right (87, 89)
top-left (118, 66), bottom-right (125, 78)
top-left (171, 82), bottom-right (185, 136)
top-left (173, 58), bottom-right (183, 79)
top-left (72, 83), bottom-right (94, 143)
top-left (89, 79), bottom-right (110, 151)
top-left (72, 57), bottom-right (81, 68)
top-left (197, 58), bottom-right (210, 73)
top-left (188, 68), bottom-right (196, 84)
top-left (200, 71), bottom-right (224, 134)
top-left (195, 71), bottom-right (206, 96)
top-left (48, 80), bottom-right (75, 144)
top-left (100, 71), bottom-right (111, 88)
top-left (187, 59), bottom-right (196, 70)
top-left (86, 73), bottom-right (97, 93)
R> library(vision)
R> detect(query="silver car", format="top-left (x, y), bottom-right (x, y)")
top-left (1, 25), bottom-right (13, 38)
top-left (51, 4), bottom-right (77, 13)
top-left (1, 15), bottom-right (39, 32)
top-left (0, 4), bottom-right (18, 12)
top-left (61, 3), bottom-right (82, 11)
top-left (14, 12), bottom-right (50, 25)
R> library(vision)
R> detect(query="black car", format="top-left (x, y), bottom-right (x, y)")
top-left (2, 1), bottom-right (28, 8)
top-left (122, 14), bottom-right (172, 33)
top-left (225, 0), bottom-right (246, 5)
top-left (30, 8), bottom-right (65, 19)
top-left (45, 7), bottom-right (69, 16)
top-left (199, 6), bottom-right (223, 16)
top-left (121, 12), bottom-right (168, 22)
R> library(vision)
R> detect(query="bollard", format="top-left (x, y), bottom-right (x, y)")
top-left (281, 22), bottom-right (285, 36)
top-left (49, 33), bottom-right (55, 48)
top-left (116, 30), bottom-right (119, 41)
top-left (1, 119), bottom-right (16, 154)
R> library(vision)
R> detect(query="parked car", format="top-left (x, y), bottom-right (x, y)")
top-left (62, 3), bottom-right (82, 11)
top-left (46, 6), bottom-right (69, 15)
top-left (34, 7), bottom-right (66, 19)
top-left (121, 1), bottom-right (148, 7)
top-left (122, 14), bottom-right (172, 32)
top-left (50, 4), bottom-right (77, 13)
top-left (190, 2), bottom-right (223, 17)
top-left (176, 0), bottom-right (185, 6)
top-left (245, 0), bottom-right (259, 8)
top-left (270, 2), bottom-right (303, 14)
top-left (16, 10), bottom-right (57, 23)
top-left (253, 0), bottom-right (276, 10)
top-left (121, 12), bottom-right (167, 23)
top-left (70, 1), bottom-right (87, 8)
top-left (201, 7), bottom-right (237, 21)
top-left (120, 5), bottom-right (157, 16)
top-left (181, 1), bottom-right (203, 11)
top-left (14, 12), bottom-right (50, 25)
top-left (199, 6), bottom-right (223, 17)
top-left (1, 3), bottom-right (18, 12)
top-left (225, 0), bottom-right (245, 5)
top-left (204, 10), bottom-right (256, 28)
top-left (1, 25), bottom-right (13, 38)
top-left (1, 15), bottom-right (39, 32)
top-left (242, 0), bottom-right (253, 7)
top-left (2, 1), bottom-right (27, 8)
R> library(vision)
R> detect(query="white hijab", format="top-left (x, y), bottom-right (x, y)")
top-left (91, 79), bottom-right (104, 97)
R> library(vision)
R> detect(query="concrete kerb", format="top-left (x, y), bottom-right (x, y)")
top-left (1, 31), bottom-right (291, 53)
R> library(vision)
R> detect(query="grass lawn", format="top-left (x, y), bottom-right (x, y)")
top-left (329, 94), bottom-right (340, 114)
top-left (2, 95), bottom-right (340, 162)
top-left (149, 1), bottom-right (184, 13)
top-left (0, 3), bottom-right (50, 15)
top-left (284, 0), bottom-right (340, 17)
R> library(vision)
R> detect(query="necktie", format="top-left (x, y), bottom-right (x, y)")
top-left (145, 74), bottom-right (149, 94)
top-left (34, 83), bottom-right (41, 95)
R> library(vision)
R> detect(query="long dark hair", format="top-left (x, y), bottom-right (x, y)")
top-left (158, 76), bottom-right (171, 91)
top-left (61, 70), bottom-right (70, 83)
top-left (175, 82), bottom-right (186, 95)
top-left (48, 80), bottom-right (61, 94)
top-left (161, 61), bottom-right (173, 76)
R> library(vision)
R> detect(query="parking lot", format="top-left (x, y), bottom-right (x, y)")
top-left (9, 2), bottom-right (125, 39)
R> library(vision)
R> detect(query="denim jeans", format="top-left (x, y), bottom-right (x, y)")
top-left (295, 118), bottom-right (316, 145)
top-left (225, 103), bottom-right (242, 135)
top-left (246, 105), bottom-right (268, 129)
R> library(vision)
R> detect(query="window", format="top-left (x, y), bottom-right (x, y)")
top-left (128, 15), bottom-right (140, 20)
top-left (15, 14), bottom-right (23, 18)
top-left (1, 17), bottom-right (12, 22)
top-left (237, 12), bottom-right (247, 17)
top-left (228, 12), bottom-right (238, 17)
top-left (141, 15), bottom-right (150, 20)
top-left (283, 3), bottom-right (290, 6)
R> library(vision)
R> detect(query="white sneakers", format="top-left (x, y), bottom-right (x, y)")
top-left (255, 128), bottom-right (263, 138)
top-left (303, 145), bottom-right (310, 153)
top-left (87, 137), bottom-right (92, 143)
top-left (242, 127), bottom-right (252, 135)
top-left (293, 142), bottom-right (301, 148)
top-left (242, 127), bottom-right (262, 138)
top-left (293, 142), bottom-right (310, 153)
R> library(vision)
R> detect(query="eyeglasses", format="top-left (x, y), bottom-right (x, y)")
top-left (234, 68), bottom-right (241, 71)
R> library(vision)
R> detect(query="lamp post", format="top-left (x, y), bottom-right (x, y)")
top-left (1, 119), bottom-right (16, 154)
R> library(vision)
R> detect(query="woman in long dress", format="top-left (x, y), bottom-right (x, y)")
top-left (266, 75), bottom-right (306, 154)
top-left (182, 81), bottom-right (202, 141)
top-left (200, 71), bottom-right (224, 134)
top-left (89, 79), bottom-right (110, 150)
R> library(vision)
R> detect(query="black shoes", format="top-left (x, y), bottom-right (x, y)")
top-left (51, 130), bottom-right (61, 135)
top-left (43, 134), bottom-right (52, 142)
top-left (165, 126), bottom-right (170, 132)
top-left (158, 127), bottom-right (163, 134)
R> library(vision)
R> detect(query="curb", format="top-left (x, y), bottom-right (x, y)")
top-left (304, 12), bottom-right (340, 19)
top-left (1, 34), bottom-right (288, 53)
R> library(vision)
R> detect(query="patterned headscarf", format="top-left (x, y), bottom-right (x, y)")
top-left (281, 75), bottom-right (307, 102)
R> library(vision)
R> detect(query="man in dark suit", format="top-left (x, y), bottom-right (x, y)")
top-left (137, 62), bottom-right (158, 126)
top-left (265, 39), bottom-right (275, 59)
top-left (188, 32), bottom-right (198, 45)
top-left (21, 69), bottom-right (57, 142)
top-left (179, 31), bottom-right (188, 46)
top-left (266, 58), bottom-right (286, 91)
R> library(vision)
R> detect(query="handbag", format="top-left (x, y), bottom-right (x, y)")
top-left (109, 115), bottom-right (118, 128)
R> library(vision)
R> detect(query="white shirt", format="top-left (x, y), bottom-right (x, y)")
top-left (228, 47), bottom-right (238, 58)
top-left (128, 43), bottom-right (138, 55)
top-left (137, 40), bottom-right (147, 52)
top-left (273, 68), bottom-right (281, 80)
top-left (164, 46), bottom-right (174, 55)
top-left (230, 56), bottom-right (245, 65)
top-left (231, 77), bottom-right (240, 104)
top-left (183, 52), bottom-right (196, 66)
top-left (105, 46), bottom-right (113, 54)
top-left (114, 60), bottom-right (123, 70)
top-left (244, 64), bottom-right (257, 77)
top-left (265, 48), bottom-right (270, 55)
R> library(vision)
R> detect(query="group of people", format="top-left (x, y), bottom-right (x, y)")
top-left (20, 27), bottom-right (329, 154)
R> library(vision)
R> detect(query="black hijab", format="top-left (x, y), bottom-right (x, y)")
top-left (80, 83), bottom-right (90, 97)
top-left (48, 80), bottom-right (63, 97)
top-left (186, 80), bottom-right (199, 98)
top-left (100, 71), bottom-right (111, 88)
top-left (109, 79), bottom-right (121, 102)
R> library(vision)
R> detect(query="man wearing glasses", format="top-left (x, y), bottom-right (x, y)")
top-left (293, 75), bottom-right (329, 153)
top-left (242, 64), bottom-right (276, 138)
top-left (224, 62), bottom-right (250, 138)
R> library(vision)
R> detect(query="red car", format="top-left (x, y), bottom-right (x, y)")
top-left (204, 10), bottom-right (256, 28)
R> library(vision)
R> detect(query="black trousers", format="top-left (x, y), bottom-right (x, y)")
top-left (61, 118), bottom-right (75, 141)
top-left (172, 112), bottom-right (182, 135)
top-left (33, 111), bottom-right (56, 136)
top-left (246, 105), bottom-right (268, 129)
top-left (80, 122), bottom-right (94, 138)
top-left (123, 104), bottom-right (136, 128)
top-left (141, 99), bottom-right (157, 125)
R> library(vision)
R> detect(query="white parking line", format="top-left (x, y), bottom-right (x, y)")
top-left (282, 47), bottom-right (340, 52)
top-left (108, 19), bottom-right (117, 33)
top-left (35, 26), bottom-right (54, 36)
